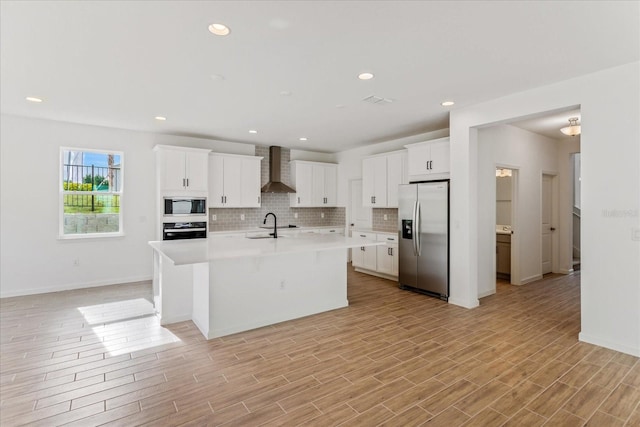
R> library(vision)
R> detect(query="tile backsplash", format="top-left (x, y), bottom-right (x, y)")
top-left (209, 146), bottom-right (345, 231)
top-left (372, 208), bottom-right (398, 233)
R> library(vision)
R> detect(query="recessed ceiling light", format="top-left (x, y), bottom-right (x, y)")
top-left (155, 116), bottom-right (167, 121)
top-left (358, 72), bottom-right (374, 80)
top-left (279, 90), bottom-right (292, 97)
top-left (335, 104), bottom-right (345, 109)
top-left (26, 96), bottom-right (43, 103)
top-left (210, 74), bottom-right (226, 81)
top-left (208, 23), bottom-right (230, 36)
top-left (441, 101), bottom-right (455, 106)
top-left (249, 130), bottom-right (258, 134)
top-left (299, 137), bottom-right (308, 141)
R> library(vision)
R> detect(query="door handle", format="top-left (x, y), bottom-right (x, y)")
top-left (412, 201), bottom-right (418, 256)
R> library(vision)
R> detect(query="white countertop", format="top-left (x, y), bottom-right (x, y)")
top-left (150, 234), bottom-right (383, 266)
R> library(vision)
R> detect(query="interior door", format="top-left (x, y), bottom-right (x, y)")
top-left (541, 174), bottom-right (553, 274)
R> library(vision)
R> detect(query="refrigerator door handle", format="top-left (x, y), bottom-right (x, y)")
top-left (411, 200), bottom-right (418, 256)
top-left (416, 201), bottom-right (422, 256)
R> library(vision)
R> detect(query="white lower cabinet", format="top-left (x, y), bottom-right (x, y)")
top-left (376, 234), bottom-right (398, 276)
top-left (352, 231), bottom-right (398, 278)
top-left (351, 231), bottom-right (377, 271)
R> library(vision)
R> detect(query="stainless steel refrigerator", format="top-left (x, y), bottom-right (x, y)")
top-left (398, 181), bottom-right (449, 300)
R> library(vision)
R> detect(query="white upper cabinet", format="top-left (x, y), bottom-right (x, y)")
top-left (209, 153), bottom-right (262, 208)
top-left (362, 150), bottom-right (407, 208)
top-left (405, 137), bottom-right (450, 180)
top-left (155, 145), bottom-right (210, 196)
top-left (290, 161), bottom-right (337, 207)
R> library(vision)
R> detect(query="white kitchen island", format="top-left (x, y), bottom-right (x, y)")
top-left (149, 234), bottom-right (383, 339)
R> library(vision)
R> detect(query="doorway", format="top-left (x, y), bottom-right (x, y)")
top-left (348, 179), bottom-right (371, 262)
top-left (496, 167), bottom-right (514, 282)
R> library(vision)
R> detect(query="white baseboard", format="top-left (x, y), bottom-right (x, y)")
top-left (0, 275), bottom-right (153, 299)
top-left (521, 274), bottom-right (543, 285)
top-left (579, 332), bottom-right (640, 357)
top-left (448, 297), bottom-right (480, 309)
top-left (558, 268), bottom-right (574, 275)
top-left (478, 289), bottom-right (496, 298)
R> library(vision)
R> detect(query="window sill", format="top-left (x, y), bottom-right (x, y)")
top-left (57, 232), bottom-right (125, 241)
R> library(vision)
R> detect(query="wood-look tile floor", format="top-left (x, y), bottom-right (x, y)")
top-left (1, 268), bottom-right (639, 426)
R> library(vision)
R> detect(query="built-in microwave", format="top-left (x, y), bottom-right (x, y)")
top-left (163, 197), bottom-right (206, 216)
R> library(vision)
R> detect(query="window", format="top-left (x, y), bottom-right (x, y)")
top-left (60, 148), bottom-right (123, 238)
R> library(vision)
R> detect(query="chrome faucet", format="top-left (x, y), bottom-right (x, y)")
top-left (263, 212), bottom-right (277, 238)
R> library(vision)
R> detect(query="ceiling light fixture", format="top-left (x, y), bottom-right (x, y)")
top-left (26, 96), bottom-right (43, 103)
top-left (441, 101), bottom-right (455, 107)
top-left (208, 23), bottom-right (230, 36)
top-left (560, 117), bottom-right (581, 136)
top-left (249, 130), bottom-right (258, 134)
top-left (299, 137), bottom-right (308, 141)
top-left (358, 72), bottom-right (374, 80)
top-left (155, 116), bottom-right (167, 121)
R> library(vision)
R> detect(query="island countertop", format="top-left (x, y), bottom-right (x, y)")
top-left (149, 234), bottom-right (382, 266)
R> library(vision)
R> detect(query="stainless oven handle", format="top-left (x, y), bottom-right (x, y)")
top-left (164, 228), bottom-right (206, 232)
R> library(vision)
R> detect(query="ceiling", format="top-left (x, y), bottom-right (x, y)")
top-left (1, 1), bottom-right (637, 153)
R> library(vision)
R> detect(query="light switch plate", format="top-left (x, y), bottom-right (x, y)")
top-left (383, 214), bottom-right (388, 221)
top-left (240, 214), bottom-right (245, 221)
top-left (321, 212), bottom-right (325, 218)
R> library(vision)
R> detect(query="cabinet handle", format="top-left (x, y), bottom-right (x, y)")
top-left (186, 178), bottom-right (189, 187)
top-left (221, 196), bottom-right (224, 203)
top-left (430, 160), bottom-right (433, 170)
top-left (182, 178), bottom-right (186, 187)
top-left (361, 246), bottom-right (365, 251)
top-left (298, 197), bottom-right (300, 204)
top-left (360, 234), bottom-right (366, 237)
top-left (390, 248), bottom-right (393, 256)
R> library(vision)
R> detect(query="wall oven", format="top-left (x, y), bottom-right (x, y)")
top-left (162, 222), bottom-right (207, 240)
top-left (164, 197), bottom-right (206, 216)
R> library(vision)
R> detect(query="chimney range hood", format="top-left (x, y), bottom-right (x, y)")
top-left (261, 146), bottom-right (296, 193)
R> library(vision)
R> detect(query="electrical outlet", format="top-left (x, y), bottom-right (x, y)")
top-left (240, 214), bottom-right (245, 221)
top-left (383, 214), bottom-right (388, 221)
top-left (321, 212), bottom-right (325, 219)
top-left (73, 258), bottom-right (80, 267)
top-left (211, 214), bottom-right (217, 221)
top-left (294, 213), bottom-right (298, 219)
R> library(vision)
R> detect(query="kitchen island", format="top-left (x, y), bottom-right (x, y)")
top-left (149, 234), bottom-right (383, 339)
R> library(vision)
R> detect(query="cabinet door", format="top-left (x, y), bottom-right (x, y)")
top-left (363, 246), bottom-right (377, 270)
top-left (324, 165), bottom-right (337, 206)
top-left (185, 151), bottom-right (209, 193)
top-left (293, 163), bottom-right (313, 207)
top-left (221, 156), bottom-right (242, 207)
top-left (377, 245), bottom-right (393, 274)
top-left (373, 156), bottom-right (387, 206)
top-left (241, 157), bottom-right (261, 207)
top-left (208, 155), bottom-right (225, 207)
top-left (352, 246), bottom-right (365, 268)
top-left (429, 140), bottom-right (450, 175)
top-left (389, 244), bottom-right (399, 275)
top-left (312, 164), bottom-right (326, 206)
top-left (160, 150), bottom-right (186, 192)
top-left (407, 144), bottom-right (430, 176)
top-left (362, 157), bottom-right (376, 207)
top-left (386, 153), bottom-right (404, 208)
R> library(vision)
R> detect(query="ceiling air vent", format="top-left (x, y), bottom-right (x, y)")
top-left (362, 95), bottom-right (394, 105)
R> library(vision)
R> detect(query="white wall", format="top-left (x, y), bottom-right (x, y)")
top-left (0, 115), bottom-right (254, 297)
top-left (477, 125), bottom-right (559, 298)
top-left (558, 139), bottom-right (581, 269)
top-left (450, 61), bottom-right (640, 356)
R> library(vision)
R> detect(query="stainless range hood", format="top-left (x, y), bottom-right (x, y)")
top-left (261, 146), bottom-right (296, 193)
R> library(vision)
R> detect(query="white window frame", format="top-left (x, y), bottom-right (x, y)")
top-left (59, 147), bottom-right (124, 239)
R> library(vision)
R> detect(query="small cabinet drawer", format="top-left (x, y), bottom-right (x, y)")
top-left (376, 233), bottom-right (398, 243)
top-left (354, 232), bottom-right (376, 240)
